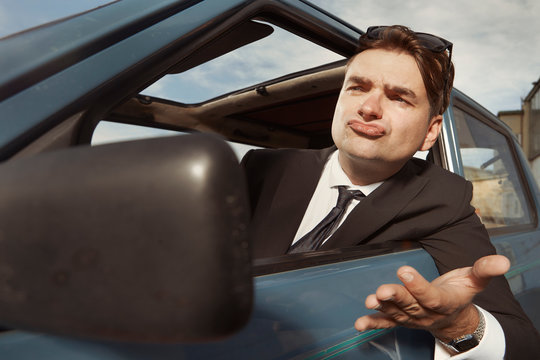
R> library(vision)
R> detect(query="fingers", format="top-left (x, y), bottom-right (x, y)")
top-left (365, 291), bottom-right (416, 315)
top-left (357, 266), bottom-right (461, 332)
top-left (355, 257), bottom-right (512, 334)
top-left (472, 255), bottom-right (510, 281)
top-left (355, 312), bottom-right (396, 332)
top-left (362, 281), bottom-right (433, 329)
top-left (369, 282), bottom-right (426, 315)
top-left (395, 266), bottom-right (444, 311)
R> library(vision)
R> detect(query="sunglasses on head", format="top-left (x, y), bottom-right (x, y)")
top-left (364, 26), bottom-right (453, 113)
top-left (365, 26), bottom-right (452, 55)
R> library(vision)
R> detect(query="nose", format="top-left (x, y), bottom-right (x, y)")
top-left (358, 92), bottom-right (382, 121)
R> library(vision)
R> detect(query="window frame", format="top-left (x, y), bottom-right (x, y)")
top-left (252, 242), bottom-right (424, 276)
top-left (451, 96), bottom-right (538, 236)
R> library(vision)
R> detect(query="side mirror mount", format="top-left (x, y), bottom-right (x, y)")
top-left (0, 134), bottom-right (252, 343)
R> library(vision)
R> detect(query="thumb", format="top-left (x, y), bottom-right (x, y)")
top-left (472, 255), bottom-right (510, 284)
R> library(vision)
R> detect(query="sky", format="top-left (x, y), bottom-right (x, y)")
top-left (1, 0), bottom-right (539, 116)
top-left (308, 0), bottom-right (540, 115)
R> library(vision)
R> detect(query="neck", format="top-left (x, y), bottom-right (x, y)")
top-left (338, 152), bottom-right (407, 186)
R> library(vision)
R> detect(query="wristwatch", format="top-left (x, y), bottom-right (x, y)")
top-left (442, 309), bottom-right (486, 353)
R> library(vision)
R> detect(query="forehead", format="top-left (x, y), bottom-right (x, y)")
top-left (345, 49), bottom-right (427, 96)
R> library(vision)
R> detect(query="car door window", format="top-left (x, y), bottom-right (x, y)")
top-left (454, 106), bottom-right (534, 230)
top-left (92, 121), bottom-right (180, 145)
top-left (92, 121), bottom-right (261, 161)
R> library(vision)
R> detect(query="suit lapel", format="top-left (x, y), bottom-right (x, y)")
top-left (251, 147), bottom-right (335, 258)
top-left (321, 160), bottom-right (429, 249)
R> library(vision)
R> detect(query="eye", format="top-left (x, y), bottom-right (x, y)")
top-left (347, 85), bottom-right (366, 93)
top-left (389, 94), bottom-right (410, 105)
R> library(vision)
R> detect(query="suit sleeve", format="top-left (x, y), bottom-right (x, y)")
top-left (419, 180), bottom-right (540, 359)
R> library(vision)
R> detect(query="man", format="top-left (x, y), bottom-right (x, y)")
top-left (242, 25), bottom-right (540, 358)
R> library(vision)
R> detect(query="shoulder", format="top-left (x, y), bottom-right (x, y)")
top-left (241, 147), bottom-right (333, 213)
top-left (403, 158), bottom-right (474, 215)
top-left (408, 157), bottom-right (470, 190)
top-left (242, 147), bottom-right (302, 164)
top-left (241, 147), bottom-right (334, 174)
top-left (242, 147), bottom-right (331, 162)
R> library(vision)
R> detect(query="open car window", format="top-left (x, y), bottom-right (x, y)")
top-left (92, 121), bottom-right (261, 161)
top-left (97, 15), bottom-right (351, 153)
top-left (140, 20), bottom-right (344, 104)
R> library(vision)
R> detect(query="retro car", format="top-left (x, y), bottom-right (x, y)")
top-left (0, 0), bottom-right (539, 359)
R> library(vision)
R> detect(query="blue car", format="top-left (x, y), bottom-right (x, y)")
top-left (1, 0), bottom-right (539, 359)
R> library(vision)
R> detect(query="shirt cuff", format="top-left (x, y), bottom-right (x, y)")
top-left (434, 305), bottom-right (505, 360)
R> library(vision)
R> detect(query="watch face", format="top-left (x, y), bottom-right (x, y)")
top-left (451, 334), bottom-right (479, 352)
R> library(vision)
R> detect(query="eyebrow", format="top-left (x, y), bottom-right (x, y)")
top-left (344, 75), bottom-right (370, 86)
top-left (387, 85), bottom-right (417, 100)
top-left (345, 75), bottom-right (417, 100)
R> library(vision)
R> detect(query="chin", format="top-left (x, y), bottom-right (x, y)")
top-left (342, 149), bottom-right (381, 163)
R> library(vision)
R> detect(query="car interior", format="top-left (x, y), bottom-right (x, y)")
top-left (8, 15), bottom-right (444, 276)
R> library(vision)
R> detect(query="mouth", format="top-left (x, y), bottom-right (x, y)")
top-left (347, 120), bottom-right (386, 137)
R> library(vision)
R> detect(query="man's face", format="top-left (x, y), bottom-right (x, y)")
top-left (331, 49), bottom-right (441, 173)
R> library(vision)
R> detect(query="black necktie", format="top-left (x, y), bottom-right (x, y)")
top-left (288, 186), bottom-right (365, 254)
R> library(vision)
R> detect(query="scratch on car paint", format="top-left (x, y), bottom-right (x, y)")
top-left (369, 332), bottom-right (402, 360)
top-left (303, 328), bottom-right (391, 359)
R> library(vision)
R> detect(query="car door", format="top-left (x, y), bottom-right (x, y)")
top-left (0, 232), bottom-right (440, 360)
top-left (449, 91), bottom-right (540, 329)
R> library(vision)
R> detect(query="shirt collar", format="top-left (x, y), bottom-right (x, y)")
top-left (327, 150), bottom-right (383, 196)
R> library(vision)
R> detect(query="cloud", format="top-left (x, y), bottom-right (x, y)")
top-left (311, 0), bottom-right (540, 114)
top-left (142, 23), bottom-right (344, 103)
top-left (152, 0), bottom-right (539, 114)
top-left (15, 0), bottom-right (534, 116)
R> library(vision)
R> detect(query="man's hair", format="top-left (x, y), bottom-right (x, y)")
top-left (353, 25), bottom-right (455, 117)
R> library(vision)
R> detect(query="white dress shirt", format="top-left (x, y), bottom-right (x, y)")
top-left (292, 150), bottom-right (383, 245)
top-left (293, 150), bottom-right (505, 359)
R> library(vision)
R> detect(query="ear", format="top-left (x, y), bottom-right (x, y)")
top-left (419, 115), bottom-right (442, 151)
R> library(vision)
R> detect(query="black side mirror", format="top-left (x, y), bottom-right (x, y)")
top-left (0, 134), bottom-right (252, 343)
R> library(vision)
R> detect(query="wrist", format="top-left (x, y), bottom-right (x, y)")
top-left (431, 304), bottom-right (479, 342)
top-left (436, 306), bottom-right (486, 354)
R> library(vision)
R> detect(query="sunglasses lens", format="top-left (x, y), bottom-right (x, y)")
top-left (415, 33), bottom-right (451, 52)
top-left (366, 26), bottom-right (385, 39)
top-left (365, 27), bottom-right (451, 53)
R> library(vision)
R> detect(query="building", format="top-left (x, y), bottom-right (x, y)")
top-left (498, 77), bottom-right (540, 186)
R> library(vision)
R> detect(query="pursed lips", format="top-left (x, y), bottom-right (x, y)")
top-left (347, 120), bottom-right (386, 137)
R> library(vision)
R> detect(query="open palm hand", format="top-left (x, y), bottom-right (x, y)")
top-left (354, 255), bottom-right (510, 341)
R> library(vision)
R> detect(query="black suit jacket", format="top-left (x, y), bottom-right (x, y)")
top-left (242, 146), bottom-right (540, 359)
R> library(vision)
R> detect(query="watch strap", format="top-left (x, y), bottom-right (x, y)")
top-left (440, 308), bottom-right (486, 353)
